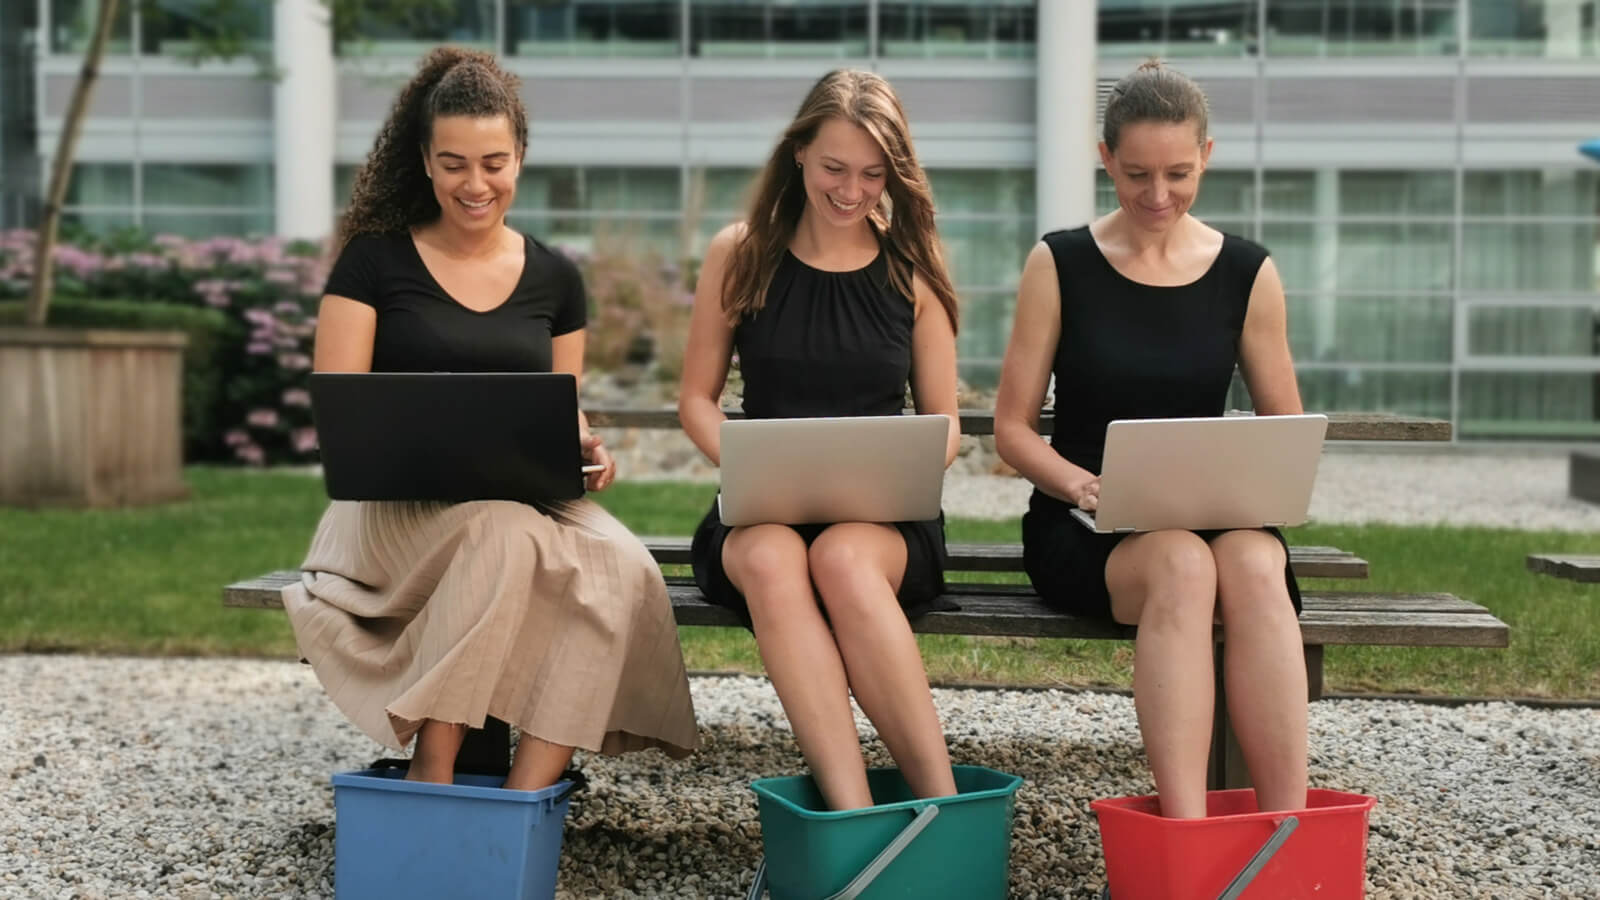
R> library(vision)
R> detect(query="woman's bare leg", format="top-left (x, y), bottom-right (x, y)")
top-left (725, 524), bottom-right (873, 810)
top-left (504, 735), bottom-right (576, 792)
top-left (1211, 530), bottom-right (1307, 812)
top-left (1106, 530), bottom-right (1219, 818)
top-left (406, 720), bottom-right (467, 784)
top-left (809, 523), bottom-right (957, 801)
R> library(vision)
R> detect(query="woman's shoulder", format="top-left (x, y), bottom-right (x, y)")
top-left (518, 231), bottom-right (582, 278)
top-left (338, 230), bottom-right (408, 259)
top-left (1039, 224), bottom-right (1093, 251)
top-left (709, 221), bottom-right (749, 254)
top-left (1213, 227), bottom-right (1270, 279)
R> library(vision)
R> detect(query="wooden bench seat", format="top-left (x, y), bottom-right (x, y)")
top-left (228, 569), bottom-right (1503, 654)
top-left (226, 408), bottom-right (1483, 789)
top-left (224, 536), bottom-right (1506, 790)
top-left (1570, 450), bottom-right (1600, 504)
top-left (1526, 553), bottom-right (1600, 584)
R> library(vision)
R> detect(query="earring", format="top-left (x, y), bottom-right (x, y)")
top-left (795, 159), bottom-right (803, 169)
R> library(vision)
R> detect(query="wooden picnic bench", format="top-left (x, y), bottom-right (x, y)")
top-left (1525, 553), bottom-right (1600, 584)
top-left (1570, 450), bottom-right (1600, 505)
top-left (224, 409), bottom-right (1508, 790)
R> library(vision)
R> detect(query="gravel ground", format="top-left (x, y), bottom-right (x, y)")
top-left (4, 657), bottom-right (1597, 899)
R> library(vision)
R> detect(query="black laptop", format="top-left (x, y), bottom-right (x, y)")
top-left (309, 372), bottom-right (586, 504)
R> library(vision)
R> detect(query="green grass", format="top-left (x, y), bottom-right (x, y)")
top-left (1, 469), bottom-right (1596, 698)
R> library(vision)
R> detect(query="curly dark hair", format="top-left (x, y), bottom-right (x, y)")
top-left (336, 47), bottom-right (528, 247)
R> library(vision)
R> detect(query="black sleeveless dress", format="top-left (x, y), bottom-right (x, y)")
top-left (1021, 226), bottom-right (1303, 620)
top-left (690, 247), bottom-right (952, 627)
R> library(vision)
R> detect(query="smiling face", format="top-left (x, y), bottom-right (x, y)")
top-left (422, 114), bottom-right (520, 234)
top-left (1100, 120), bottom-right (1213, 233)
top-left (793, 116), bottom-right (889, 231)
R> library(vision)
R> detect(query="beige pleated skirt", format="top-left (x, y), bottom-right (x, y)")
top-left (281, 497), bottom-right (698, 759)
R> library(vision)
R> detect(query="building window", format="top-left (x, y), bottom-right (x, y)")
top-left (1462, 170), bottom-right (1599, 292)
top-left (1458, 169), bottom-right (1600, 438)
top-left (1264, 0), bottom-right (1459, 57)
top-left (59, 162), bottom-right (135, 237)
top-left (336, 0), bottom-right (497, 56)
top-left (141, 163), bottom-right (274, 237)
top-left (877, 1), bottom-right (1036, 59)
top-left (140, 0), bottom-right (272, 57)
top-left (1098, 0), bottom-right (1258, 59)
top-left (59, 162), bottom-right (274, 238)
top-left (690, 0), bottom-right (870, 58)
top-left (685, 167), bottom-right (758, 255)
top-left (511, 165), bottom-right (683, 256)
top-left (49, 0), bottom-right (133, 54)
top-left (508, 0), bottom-right (681, 57)
top-left (1468, 0), bottom-right (1600, 58)
top-left (927, 168), bottom-right (1035, 380)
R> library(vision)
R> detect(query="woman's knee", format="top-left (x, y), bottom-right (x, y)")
top-left (1115, 534), bottom-right (1218, 628)
top-left (1213, 533), bottom-right (1291, 619)
top-left (725, 526), bottom-right (809, 592)
top-left (1141, 534), bottom-right (1218, 593)
top-left (807, 527), bottom-right (897, 599)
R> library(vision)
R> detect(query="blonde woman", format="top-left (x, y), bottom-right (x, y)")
top-left (678, 70), bottom-right (962, 811)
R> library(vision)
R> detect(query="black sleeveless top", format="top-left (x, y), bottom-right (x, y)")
top-left (690, 245), bottom-right (949, 620)
top-left (1032, 225), bottom-right (1269, 513)
top-left (735, 248), bottom-right (913, 418)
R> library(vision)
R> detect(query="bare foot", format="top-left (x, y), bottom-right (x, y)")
top-left (405, 720), bottom-right (467, 784)
top-left (502, 734), bottom-right (574, 791)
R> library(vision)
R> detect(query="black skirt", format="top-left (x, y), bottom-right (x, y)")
top-left (689, 495), bottom-right (954, 631)
top-left (1021, 498), bottom-right (1303, 621)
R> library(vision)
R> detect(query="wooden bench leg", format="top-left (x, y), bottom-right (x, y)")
top-left (453, 716), bottom-right (512, 777)
top-left (1209, 644), bottom-right (1325, 792)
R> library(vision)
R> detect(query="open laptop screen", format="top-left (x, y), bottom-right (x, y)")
top-left (309, 372), bottom-right (585, 504)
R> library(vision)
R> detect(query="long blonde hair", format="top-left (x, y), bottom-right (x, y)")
top-left (721, 69), bottom-right (959, 332)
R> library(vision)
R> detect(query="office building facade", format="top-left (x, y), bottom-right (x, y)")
top-left (22, 0), bottom-right (1600, 439)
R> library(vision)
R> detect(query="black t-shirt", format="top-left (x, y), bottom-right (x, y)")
top-left (323, 231), bottom-right (587, 372)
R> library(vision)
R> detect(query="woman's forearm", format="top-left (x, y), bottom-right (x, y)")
top-left (679, 394), bottom-right (726, 467)
top-left (995, 416), bottom-right (1094, 505)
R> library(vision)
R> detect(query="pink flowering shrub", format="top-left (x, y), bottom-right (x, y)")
top-left (0, 229), bottom-right (690, 465)
top-left (0, 229), bottom-right (325, 466)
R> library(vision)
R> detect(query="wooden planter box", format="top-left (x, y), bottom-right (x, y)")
top-left (0, 327), bottom-right (189, 507)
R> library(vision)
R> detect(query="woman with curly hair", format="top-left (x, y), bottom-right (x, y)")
top-left (283, 47), bottom-right (698, 790)
top-left (678, 69), bottom-right (961, 810)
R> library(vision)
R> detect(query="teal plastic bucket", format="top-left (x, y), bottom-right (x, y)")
top-left (331, 767), bottom-right (578, 900)
top-left (748, 765), bottom-right (1023, 900)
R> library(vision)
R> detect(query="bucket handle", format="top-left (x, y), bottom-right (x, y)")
top-left (745, 803), bottom-right (942, 900)
top-left (1215, 815), bottom-right (1299, 900)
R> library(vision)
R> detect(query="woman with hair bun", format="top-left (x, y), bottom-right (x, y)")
top-left (996, 61), bottom-right (1309, 818)
top-left (285, 47), bottom-right (698, 791)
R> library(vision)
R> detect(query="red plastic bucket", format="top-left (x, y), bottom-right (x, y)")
top-left (1091, 788), bottom-right (1376, 900)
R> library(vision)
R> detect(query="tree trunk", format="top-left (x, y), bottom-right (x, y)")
top-left (25, 0), bottom-right (121, 328)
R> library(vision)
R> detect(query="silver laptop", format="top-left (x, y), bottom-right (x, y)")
top-left (717, 415), bottom-right (949, 527)
top-left (1072, 414), bottom-right (1328, 534)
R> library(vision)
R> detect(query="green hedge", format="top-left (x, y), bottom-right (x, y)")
top-left (0, 300), bottom-right (235, 460)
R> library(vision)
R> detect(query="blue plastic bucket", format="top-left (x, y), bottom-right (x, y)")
top-left (331, 767), bottom-right (577, 900)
